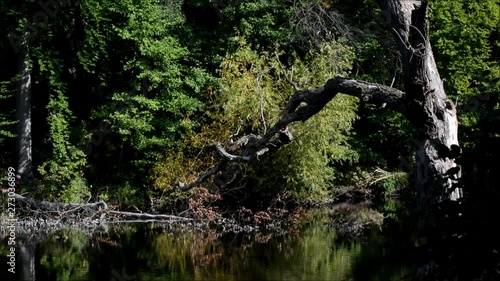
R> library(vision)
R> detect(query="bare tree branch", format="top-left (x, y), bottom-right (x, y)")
top-left (214, 142), bottom-right (252, 161)
top-left (107, 210), bottom-right (192, 221)
top-left (178, 160), bottom-right (226, 191)
top-left (256, 72), bottom-right (267, 134)
top-left (290, 0), bottom-right (364, 47)
top-left (274, 51), bottom-right (300, 91)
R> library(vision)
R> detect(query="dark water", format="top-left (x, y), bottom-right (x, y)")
top-left (1, 203), bottom-right (416, 281)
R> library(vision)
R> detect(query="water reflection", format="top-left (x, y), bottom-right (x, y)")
top-left (1, 208), bottom-right (415, 281)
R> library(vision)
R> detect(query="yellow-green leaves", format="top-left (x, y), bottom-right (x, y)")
top-left (216, 37), bottom-right (359, 198)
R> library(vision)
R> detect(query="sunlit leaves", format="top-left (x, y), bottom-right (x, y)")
top-left (217, 36), bottom-right (359, 198)
top-left (430, 0), bottom-right (500, 127)
top-left (91, 0), bottom-right (211, 174)
top-left (0, 80), bottom-right (16, 142)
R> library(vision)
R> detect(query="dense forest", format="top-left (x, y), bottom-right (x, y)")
top-left (1, 0), bottom-right (500, 280)
top-left (1, 0), bottom-right (498, 207)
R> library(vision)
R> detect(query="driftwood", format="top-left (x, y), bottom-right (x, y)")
top-left (107, 210), bottom-right (192, 222)
top-left (11, 193), bottom-right (107, 213)
top-left (5, 192), bottom-right (192, 224)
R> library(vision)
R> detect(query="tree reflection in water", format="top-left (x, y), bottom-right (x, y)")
top-left (0, 204), bottom-right (415, 281)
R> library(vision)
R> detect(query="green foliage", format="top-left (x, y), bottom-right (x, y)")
top-left (430, 0), bottom-right (500, 127)
top-left (0, 0), bottom-right (93, 200)
top-left (0, 0), bottom-right (214, 200)
top-left (34, 51), bottom-right (89, 202)
top-left (190, 0), bottom-right (295, 48)
top-left (224, 0), bottom-right (295, 48)
top-left (92, 181), bottom-right (143, 207)
top-left (2, 0), bottom-right (496, 209)
top-left (0, 80), bottom-right (16, 143)
top-left (351, 107), bottom-right (413, 168)
top-left (374, 171), bottom-right (409, 197)
top-left (179, 0), bottom-right (299, 74)
top-left (429, 0), bottom-right (500, 198)
top-left (331, 0), bottom-right (409, 172)
top-left (59, 176), bottom-right (92, 203)
top-left (152, 150), bottom-right (215, 190)
top-left (217, 37), bottom-right (359, 199)
top-left (89, 0), bottom-right (212, 177)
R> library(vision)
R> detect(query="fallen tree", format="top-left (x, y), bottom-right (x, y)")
top-left (9, 193), bottom-right (107, 214)
top-left (179, 0), bottom-right (462, 205)
top-left (5, 192), bottom-right (192, 224)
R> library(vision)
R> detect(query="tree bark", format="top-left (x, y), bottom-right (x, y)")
top-left (377, 0), bottom-right (461, 204)
top-left (16, 31), bottom-right (33, 182)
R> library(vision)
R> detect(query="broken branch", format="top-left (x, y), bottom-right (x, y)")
top-left (179, 77), bottom-right (406, 191)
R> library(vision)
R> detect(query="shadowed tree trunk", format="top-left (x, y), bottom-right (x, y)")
top-left (16, 30), bottom-right (33, 182)
top-left (377, 0), bottom-right (461, 203)
top-left (180, 0), bottom-right (462, 206)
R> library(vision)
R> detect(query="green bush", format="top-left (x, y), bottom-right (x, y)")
top-left (59, 176), bottom-right (91, 204)
top-left (371, 170), bottom-right (410, 198)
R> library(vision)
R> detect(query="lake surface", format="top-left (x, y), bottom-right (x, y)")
top-left (1, 202), bottom-right (417, 281)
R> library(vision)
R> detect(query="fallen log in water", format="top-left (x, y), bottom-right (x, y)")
top-left (107, 210), bottom-right (192, 221)
top-left (10, 193), bottom-right (107, 213)
top-left (2, 192), bottom-right (192, 227)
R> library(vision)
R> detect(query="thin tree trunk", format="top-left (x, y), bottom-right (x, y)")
top-left (16, 31), bottom-right (33, 182)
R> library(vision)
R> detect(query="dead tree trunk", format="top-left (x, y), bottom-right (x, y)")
top-left (180, 0), bottom-right (462, 205)
top-left (378, 0), bottom-right (461, 203)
